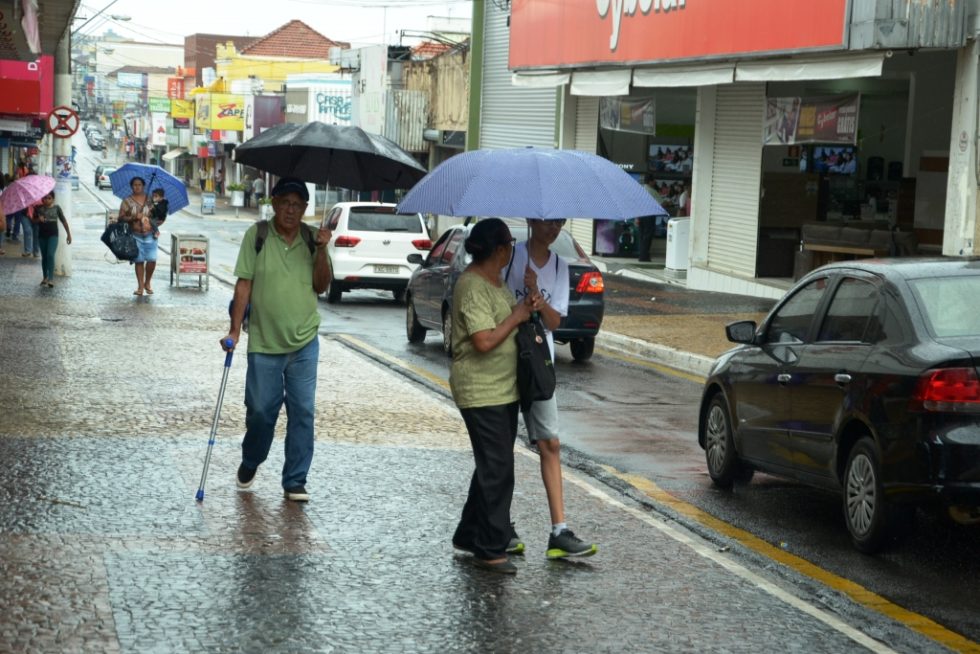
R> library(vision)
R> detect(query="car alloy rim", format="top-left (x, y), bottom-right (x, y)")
top-left (407, 302), bottom-right (416, 332)
top-left (846, 454), bottom-right (876, 536)
top-left (705, 404), bottom-right (728, 473)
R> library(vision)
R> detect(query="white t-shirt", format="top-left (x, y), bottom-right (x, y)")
top-left (502, 241), bottom-right (570, 360)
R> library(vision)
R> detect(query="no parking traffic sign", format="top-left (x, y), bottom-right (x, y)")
top-left (46, 106), bottom-right (80, 138)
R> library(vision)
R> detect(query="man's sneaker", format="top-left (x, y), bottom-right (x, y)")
top-left (284, 486), bottom-right (310, 502)
top-left (507, 523), bottom-right (525, 555)
top-left (546, 529), bottom-right (598, 559)
top-left (236, 463), bottom-right (256, 489)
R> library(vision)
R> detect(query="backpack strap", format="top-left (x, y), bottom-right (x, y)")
top-left (254, 219), bottom-right (316, 256)
top-left (254, 220), bottom-right (269, 254)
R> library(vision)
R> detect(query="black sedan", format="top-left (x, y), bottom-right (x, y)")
top-left (405, 219), bottom-right (604, 361)
top-left (698, 258), bottom-right (980, 552)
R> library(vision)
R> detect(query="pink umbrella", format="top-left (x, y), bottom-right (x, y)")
top-left (1, 174), bottom-right (55, 215)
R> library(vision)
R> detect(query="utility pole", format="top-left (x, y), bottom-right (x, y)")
top-left (52, 34), bottom-right (74, 277)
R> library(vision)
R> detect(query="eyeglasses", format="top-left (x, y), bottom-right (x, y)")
top-left (543, 219), bottom-right (567, 227)
top-left (276, 200), bottom-right (308, 212)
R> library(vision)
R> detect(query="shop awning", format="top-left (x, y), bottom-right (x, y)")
top-left (511, 71), bottom-right (570, 88)
top-left (633, 64), bottom-right (735, 88)
top-left (570, 69), bottom-right (632, 96)
top-left (735, 53), bottom-right (884, 82)
top-left (162, 147), bottom-right (188, 161)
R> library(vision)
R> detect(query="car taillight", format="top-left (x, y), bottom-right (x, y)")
top-left (911, 367), bottom-right (980, 412)
top-left (412, 239), bottom-right (432, 250)
top-left (334, 236), bottom-right (361, 247)
top-left (576, 271), bottom-right (604, 294)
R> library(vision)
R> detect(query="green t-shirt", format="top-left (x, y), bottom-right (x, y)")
top-left (234, 222), bottom-right (320, 354)
top-left (449, 271), bottom-right (519, 409)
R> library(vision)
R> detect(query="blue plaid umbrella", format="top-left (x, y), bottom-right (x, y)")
top-left (108, 163), bottom-right (189, 214)
top-left (396, 147), bottom-right (667, 220)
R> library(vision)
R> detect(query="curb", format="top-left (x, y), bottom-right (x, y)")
top-left (595, 330), bottom-right (714, 378)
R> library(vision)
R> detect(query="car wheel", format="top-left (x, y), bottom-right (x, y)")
top-left (702, 394), bottom-right (743, 489)
top-left (441, 309), bottom-right (453, 358)
top-left (843, 437), bottom-right (908, 553)
top-left (326, 282), bottom-right (342, 303)
top-left (570, 337), bottom-right (595, 362)
top-left (393, 288), bottom-right (406, 303)
top-left (406, 297), bottom-right (427, 343)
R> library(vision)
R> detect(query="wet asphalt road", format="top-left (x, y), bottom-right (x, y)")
top-left (56, 146), bottom-right (980, 650)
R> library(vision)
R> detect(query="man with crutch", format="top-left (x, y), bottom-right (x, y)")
top-left (220, 178), bottom-right (333, 501)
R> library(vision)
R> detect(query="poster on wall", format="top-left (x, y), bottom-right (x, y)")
top-left (763, 94), bottom-right (859, 145)
top-left (599, 97), bottom-right (656, 134)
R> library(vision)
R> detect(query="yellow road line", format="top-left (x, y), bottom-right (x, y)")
top-left (610, 469), bottom-right (980, 654)
top-left (333, 334), bottom-right (450, 391)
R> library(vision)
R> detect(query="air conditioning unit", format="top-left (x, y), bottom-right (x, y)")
top-left (340, 49), bottom-right (360, 70)
top-left (329, 47), bottom-right (342, 66)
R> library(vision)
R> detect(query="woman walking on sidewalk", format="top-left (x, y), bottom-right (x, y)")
top-left (450, 218), bottom-right (541, 575)
top-left (33, 192), bottom-right (71, 287)
top-left (118, 176), bottom-right (157, 296)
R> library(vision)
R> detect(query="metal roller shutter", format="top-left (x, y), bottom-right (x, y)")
top-left (569, 96), bottom-right (599, 252)
top-left (705, 83), bottom-right (764, 277)
top-left (480, 5), bottom-right (557, 149)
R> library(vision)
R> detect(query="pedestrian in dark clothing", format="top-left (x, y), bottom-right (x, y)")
top-left (636, 174), bottom-right (664, 262)
top-left (450, 218), bottom-right (541, 574)
top-left (222, 177), bottom-right (333, 502)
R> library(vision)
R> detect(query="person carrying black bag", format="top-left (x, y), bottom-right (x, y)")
top-left (449, 218), bottom-right (542, 575)
top-left (504, 219), bottom-right (599, 560)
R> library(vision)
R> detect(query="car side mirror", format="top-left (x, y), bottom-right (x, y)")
top-left (725, 320), bottom-right (757, 344)
top-left (407, 253), bottom-right (424, 265)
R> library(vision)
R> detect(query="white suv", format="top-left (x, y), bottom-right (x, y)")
top-left (321, 202), bottom-right (431, 303)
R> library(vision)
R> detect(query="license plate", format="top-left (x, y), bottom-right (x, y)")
top-left (374, 265), bottom-right (398, 274)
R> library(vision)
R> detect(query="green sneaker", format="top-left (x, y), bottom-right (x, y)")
top-left (546, 529), bottom-right (597, 559)
top-left (507, 523), bottom-right (525, 555)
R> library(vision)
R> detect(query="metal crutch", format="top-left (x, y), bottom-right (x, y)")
top-left (195, 338), bottom-right (235, 502)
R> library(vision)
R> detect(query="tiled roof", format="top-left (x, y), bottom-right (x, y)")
top-left (411, 41), bottom-right (453, 60)
top-left (241, 20), bottom-right (349, 59)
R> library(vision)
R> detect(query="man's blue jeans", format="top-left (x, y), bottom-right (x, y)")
top-left (241, 337), bottom-right (319, 490)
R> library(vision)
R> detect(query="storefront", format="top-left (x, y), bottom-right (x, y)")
top-left (192, 92), bottom-right (246, 195)
top-left (504, 0), bottom-right (971, 298)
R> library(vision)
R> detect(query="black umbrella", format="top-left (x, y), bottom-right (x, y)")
top-left (234, 121), bottom-right (427, 191)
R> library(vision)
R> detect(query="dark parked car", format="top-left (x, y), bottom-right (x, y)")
top-left (405, 219), bottom-right (604, 361)
top-left (93, 164), bottom-right (104, 186)
top-left (698, 258), bottom-right (980, 552)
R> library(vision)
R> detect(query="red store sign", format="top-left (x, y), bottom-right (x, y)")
top-left (167, 77), bottom-right (185, 99)
top-left (509, 0), bottom-right (849, 70)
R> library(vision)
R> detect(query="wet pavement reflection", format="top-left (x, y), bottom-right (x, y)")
top-left (0, 208), bottom-right (950, 653)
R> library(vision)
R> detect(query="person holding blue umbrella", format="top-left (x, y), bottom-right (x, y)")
top-left (109, 163), bottom-right (190, 296)
top-left (118, 176), bottom-right (157, 296)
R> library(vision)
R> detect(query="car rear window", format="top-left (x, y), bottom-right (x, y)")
top-left (909, 276), bottom-right (980, 337)
top-left (349, 208), bottom-right (423, 233)
top-left (514, 230), bottom-right (582, 260)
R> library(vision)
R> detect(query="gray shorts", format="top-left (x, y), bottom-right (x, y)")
top-left (521, 393), bottom-right (559, 441)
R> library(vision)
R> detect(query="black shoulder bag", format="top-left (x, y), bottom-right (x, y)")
top-left (100, 221), bottom-right (139, 261)
top-left (515, 313), bottom-right (556, 412)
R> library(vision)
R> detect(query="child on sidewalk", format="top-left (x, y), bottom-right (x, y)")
top-left (34, 192), bottom-right (72, 287)
top-left (149, 188), bottom-right (168, 239)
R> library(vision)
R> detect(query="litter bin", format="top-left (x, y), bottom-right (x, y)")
top-left (170, 233), bottom-right (209, 290)
top-left (665, 217), bottom-right (690, 278)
